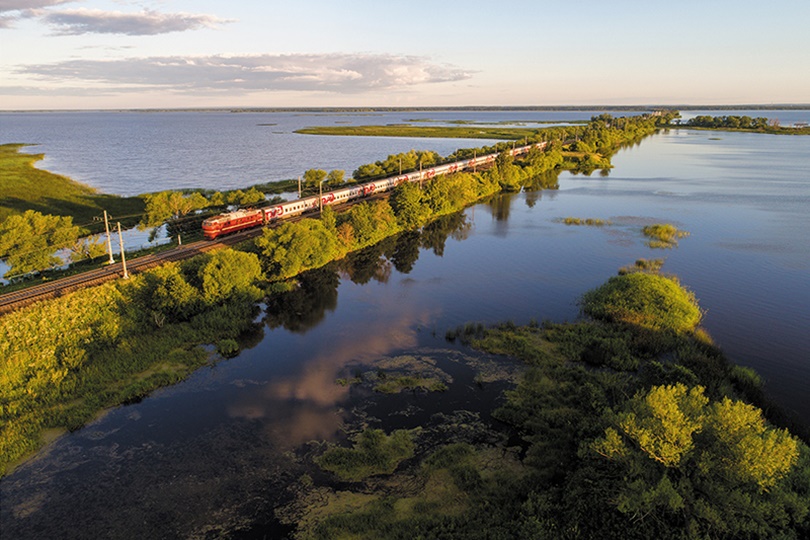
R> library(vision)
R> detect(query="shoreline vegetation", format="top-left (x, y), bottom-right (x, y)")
top-left (2, 112), bottom-right (809, 536)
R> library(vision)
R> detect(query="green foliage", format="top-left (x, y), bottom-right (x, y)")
top-left (132, 262), bottom-right (202, 326)
top-left (303, 168), bottom-right (327, 189)
top-left (344, 200), bottom-right (399, 248)
top-left (326, 169), bottom-right (345, 186)
top-left (353, 149), bottom-right (440, 181)
top-left (616, 384), bottom-right (709, 467)
top-left (581, 273), bottom-right (702, 333)
top-left (490, 150), bottom-right (523, 190)
top-left (140, 190), bottom-right (209, 229)
top-left (590, 384), bottom-right (806, 537)
top-left (619, 258), bottom-right (665, 275)
top-left (704, 397), bottom-right (800, 490)
top-left (197, 248), bottom-right (263, 304)
top-left (0, 210), bottom-right (80, 277)
top-left (69, 234), bottom-right (108, 263)
top-left (216, 338), bottom-right (239, 357)
top-left (316, 429), bottom-right (415, 482)
top-left (686, 115), bottom-right (769, 131)
top-left (256, 218), bottom-right (340, 280)
top-left (390, 182), bottom-right (431, 229)
top-left (0, 247), bottom-right (264, 475)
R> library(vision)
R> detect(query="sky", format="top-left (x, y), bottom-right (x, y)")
top-left (1, 0), bottom-right (809, 109)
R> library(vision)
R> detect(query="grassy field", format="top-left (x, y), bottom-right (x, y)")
top-left (295, 125), bottom-right (540, 140)
top-left (0, 144), bottom-right (145, 230)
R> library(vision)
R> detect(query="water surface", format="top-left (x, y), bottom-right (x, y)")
top-left (1, 117), bottom-right (809, 539)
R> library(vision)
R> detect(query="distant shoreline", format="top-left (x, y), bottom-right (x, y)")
top-left (2, 104), bottom-right (810, 114)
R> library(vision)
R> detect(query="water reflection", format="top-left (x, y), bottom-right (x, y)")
top-left (419, 213), bottom-right (471, 256)
top-left (264, 268), bottom-right (339, 333)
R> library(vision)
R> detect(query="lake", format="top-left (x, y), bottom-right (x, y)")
top-left (1, 110), bottom-right (809, 538)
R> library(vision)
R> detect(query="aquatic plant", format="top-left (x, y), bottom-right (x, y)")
top-left (642, 223), bottom-right (689, 248)
top-left (315, 428), bottom-right (415, 482)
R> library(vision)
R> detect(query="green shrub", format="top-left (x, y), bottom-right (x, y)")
top-left (581, 273), bottom-right (702, 333)
top-left (216, 338), bottom-right (239, 357)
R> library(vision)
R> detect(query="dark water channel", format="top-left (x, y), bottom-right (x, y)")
top-left (2, 128), bottom-right (810, 538)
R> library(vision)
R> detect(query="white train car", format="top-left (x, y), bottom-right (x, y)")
top-left (204, 141), bottom-right (551, 239)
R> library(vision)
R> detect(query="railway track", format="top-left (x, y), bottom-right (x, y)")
top-left (0, 196), bottom-right (369, 316)
top-left (0, 227), bottom-right (260, 316)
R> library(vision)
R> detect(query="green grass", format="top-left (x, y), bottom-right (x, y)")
top-left (0, 144), bottom-right (145, 230)
top-left (295, 125), bottom-right (539, 140)
top-left (581, 273), bottom-right (702, 333)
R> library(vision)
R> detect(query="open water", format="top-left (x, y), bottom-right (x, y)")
top-left (1, 110), bottom-right (809, 538)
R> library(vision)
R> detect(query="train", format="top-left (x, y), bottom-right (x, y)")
top-left (201, 141), bottom-right (547, 240)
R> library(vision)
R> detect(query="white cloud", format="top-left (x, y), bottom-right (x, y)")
top-left (0, 3), bottom-right (231, 34)
top-left (9, 53), bottom-right (472, 95)
top-left (42, 8), bottom-right (232, 35)
top-left (0, 0), bottom-right (71, 27)
top-left (0, 0), bottom-right (73, 12)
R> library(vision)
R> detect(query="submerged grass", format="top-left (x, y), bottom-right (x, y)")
top-left (560, 217), bottom-right (612, 226)
top-left (618, 258), bottom-right (665, 275)
top-left (315, 428), bottom-right (416, 482)
top-left (642, 223), bottom-right (689, 248)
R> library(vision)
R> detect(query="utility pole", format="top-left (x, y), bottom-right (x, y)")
top-left (103, 210), bottom-right (114, 264)
top-left (319, 179), bottom-right (325, 213)
top-left (117, 222), bottom-right (128, 279)
top-left (298, 176), bottom-right (302, 198)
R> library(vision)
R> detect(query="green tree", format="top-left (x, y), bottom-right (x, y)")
top-left (390, 182), bottom-right (430, 229)
top-left (69, 234), bottom-right (108, 263)
top-left (140, 190), bottom-right (208, 229)
top-left (346, 200), bottom-right (399, 248)
top-left (256, 218), bottom-right (339, 280)
top-left (134, 263), bottom-right (202, 326)
top-left (590, 384), bottom-right (807, 537)
top-left (490, 150), bottom-right (522, 190)
top-left (198, 248), bottom-right (263, 303)
top-left (0, 210), bottom-right (80, 277)
top-left (236, 186), bottom-right (265, 206)
top-left (702, 397), bottom-right (799, 490)
top-left (326, 169), bottom-right (345, 186)
top-left (208, 191), bottom-right (225, 207)
top-left (303, 168), bottom-right (327, 190)
top-left (617, 384), bottom-right (708, 467)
